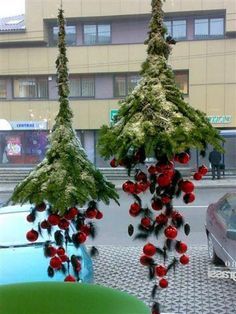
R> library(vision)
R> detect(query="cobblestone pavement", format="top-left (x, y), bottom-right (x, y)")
top-left (93, 245), bottom-right (236, 314)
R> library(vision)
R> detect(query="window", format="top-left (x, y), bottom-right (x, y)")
top-left (0, 79), bottom-right (7, 98)
top-left (164, 19), bottom-right (186, 40)
top-left (52, 25), bottom-right (76, 46)
top-left (174, 71), bottom-right (189, 95)
top-left (69, 77), bottom-right (94, 98)
top-left (194, 17), bottom-right (224, 38)
top-left (13, 78), bottom-right (48, 98)
top-left (114, 74), bottom-right (140, 97)
top-left (83, 24), bottom-right (111, 45)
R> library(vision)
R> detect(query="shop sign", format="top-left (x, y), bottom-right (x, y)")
top-left (6, 136), bottom-right (22, 156)
top-left (208, 115), bottom-right (232, 124)
top-left (110, 109), bottom-right (118, 124)
top-left (10, 121), bottom-right (48, 130)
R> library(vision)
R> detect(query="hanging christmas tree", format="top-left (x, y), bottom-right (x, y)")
top-left (10, 7), bottom-right (119, 282)
top-left (98, 0), bottom-right (223, 312)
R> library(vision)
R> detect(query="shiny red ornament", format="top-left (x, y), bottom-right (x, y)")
top-left (183, 192), bottom-right (195, 204)
top-left (152, 310), bottom-right (160, 314)
top-left (96, 211), bottom-right (103, 219)
top-left (198, 165), bottom-right (208, 176)
top-left (26, 214), bottom-right (34, 223)
top-left (80, 225), bottom-right (90, 235)
top-left (161, 195), bottom-right (171, 204)
top-left (151, 199), bottom-right (163, 211)
top-left (181, 180), bottom-right (194, 193)
top-left (129, 203), bottom-right (141, 217)
top-left (110, 158), bottom-right (118, 168)
top-left (140, 255), bottom-right (153, 266)
top-left (176, 242), bottom-right (188, 254)
top-left (58, 218), bottom-right (70, 230)
top-left (193, 172), bottom-right (202, 181)
top-left (57, 247), bottom-right (65, 256)
top-left (64, 275), bottom-right (76, 282)
top-left (148, 165), bottom-right (157, 174)
top-left (178, 152), bottom-right (190, 164)
top-left (122, 181), bottom-right (136, 194)
top-left (171, 211), bottom-right (182, 220)
top-left (64, 207), bottom-right (78, 220)
top-left (156, 214), bottom-right (168, 225)
top-left (26, 229), bottom-right (39, 242)
top-left (180, 254), bottom-right (190, 265)
top-left (48, 214), bottom-right (60, 226)
top-left (156, 161), bottom-right (174, 174)
top-left (60, 255), bottom-right (69, 262)
top-left (85, 208), bottom-right (97, 219)
top-left (50, 256), bottom-right (62, 269)
top-left (157, 174), bottom-right (171, 187)
top-left (134, 183), bottom-right (144, 194)
top-left (143, 243), bottom-right (156, 256)
top-left (36, 202), bottom-right (46, 212)
top-left (41, 219), bottom-right (50, 229)
top-left (141, 217), bottom-right (151, 228)
top-left (155, 265), bottom-right (167, 277)
top-left (164, 225), bottom-right (178, 239)
top-left (47, 246), bottom-right (57, 257)
top-left (159, 278), bottom-right (168, 289)
top-left (135, 171), bottom-right (147, 182)
top-left (76, 232), bottom-right (87, 244)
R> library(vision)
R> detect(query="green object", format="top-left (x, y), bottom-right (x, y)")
top-left (110, 109), bottom-right (118, 124)
top-left (0, 282), bottom-right (150, 314)
top-left (10, 8), bottom-right (119, 214)
top-left (98, 0), bottom-right (223, 162)
top-left (208, 115), bottom-right (232, 124)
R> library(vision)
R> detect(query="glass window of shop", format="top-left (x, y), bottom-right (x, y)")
top-left (83, 24), bottom-right (111, 45)
top-left (13, 78), bottom-right (48, 99)
top-left (194, 17), bottom-right (224, 38)
top-left (0, 79), bottom-right (7, 98)
top-left (174, 71), bottom-right (189, 95)
top-left (164, 19), bottom-right (187, 40)
top-left (69, 77), bottom-right (95, 98)
top-left (114, 74), bottom-right (140, 97)
top-left (0, 131), bottom-right (48, 165)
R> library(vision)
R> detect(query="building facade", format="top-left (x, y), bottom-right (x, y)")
top-left (0, 0), bottom-right (235, 168)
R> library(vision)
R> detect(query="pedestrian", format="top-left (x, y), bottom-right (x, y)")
top-left (209, 148), bottom-right (222, 180)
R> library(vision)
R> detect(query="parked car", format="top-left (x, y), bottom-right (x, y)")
top-left (0, 204), bottom-right (93, 285)
top-left (206, 192), bottom-right (236, 269)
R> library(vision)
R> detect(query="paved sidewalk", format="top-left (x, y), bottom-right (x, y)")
top-left (93, 245), bottom-right (236, 314)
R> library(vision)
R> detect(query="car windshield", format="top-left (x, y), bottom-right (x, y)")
top-left (227, 194), bottom-right (236, 209)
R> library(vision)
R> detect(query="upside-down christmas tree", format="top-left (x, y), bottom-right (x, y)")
top-left (10, 7), bottom-right (118, 282)
top-left (98, 0), bottom-right (223, 312)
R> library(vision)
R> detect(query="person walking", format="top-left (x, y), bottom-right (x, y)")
top-left (209, 148), bottom-right (222, 180)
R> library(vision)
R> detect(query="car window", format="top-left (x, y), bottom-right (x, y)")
top-left (216, 198), bottom-right (232, 223)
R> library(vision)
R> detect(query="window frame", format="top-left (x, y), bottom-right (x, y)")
top-left (193, 16), bottom-right (225, 39)
top-left (13, 77), bottom-right (49, 99)
top-left (113, 73), bottom-right (140, 98)
top-left (51, 24), bottom-right (77, 46)
top-left (69, 75), bottom-right (95, 99)
top-left (173, 70), bottom-right (189, 96)
top-left (164, 18), bottom-right (187, 40)
top-left (83, 22), bottom-right (111, 45)
top-left (0, 78), bottom-right (7, 99)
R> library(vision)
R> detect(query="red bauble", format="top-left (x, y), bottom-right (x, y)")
top-left (151, 199), bottom-right (163, 211)
top-left (140, 255), bottom-right (153, 266)
top-left (193, 172), bottom-right (202, 181)
top-left (157, 174), bottom-right (171, 187)
top-left (148, 165), bottom-right (156, 174)
top-left (50, 256), bottom-right (62, 269)
top-left (26, 229), bottom-right (38, 242)
top-left (152, 310), bottom-right (160, 314)
top-left (181, 180), bottom-right (195, 193)
top-left (134, 183), bottom-right (144, 194)
top-left (48, 214), bottom-right (60, 226)
top-left (47, 246), bottom-right (57, 257)
top-left (85, 208), bottom-right (97, 219)
top-left (178, 152), bottom-right (190, 164)
top-left (155, 265), bottom-right (167, 277)
top-left (26, 214), bottom-right (34, 223)
top-left (80, 225), bottom-right (90, 235)
top-left (159, 278), bottom-right (168, 289)
top-left (129, 203), bottom-right (141, 217)
top-left (60, 255), bottom-right (69, 262)
top-left (122, 181), bottom-right (135, 194)
top-left (141, 217), bottom-right (151, 228)
top-left (174, 154), bottom-right (179, 162)
top-left (68, 207), bottom-right (78, 219)
top-left (135, 171), bottom-right (147, 182)
top-left (110, 158), bottom-right (117, 168)
top-left (171, 211), bottom-right (182, 221)
top-left (143, 243), bottom-right (156, 256)
top-left (76, 232), bottom-right (87, 244)
top-left (183, 192), bottom-right (195, 204)
top-left (36, 202), bottom-right (46, 212)
top-left (156, 161), bottom-right (174, 174)
top-left (58, 218), bottom-right (69, 230)
top-left (96, 211), bottom-right (103, 219)
top-left (41, 219), bottom-right (50, 229)
top-left (164, 225), bottom-right (178, 239)
top-left (180, 254), bottom-right (190, 265)
top-left (57, 247), bottom-right (65, 256)
top-left (176, 242), bottom-right (188, 254)
top-left (64, 275), bottom-right (76, 282)
top-left (156, 214), bottom-right (168, 225)
top-left (161, 195), bottom-right (171, 204)
top-left (198, 165), bottom-right (208, 176)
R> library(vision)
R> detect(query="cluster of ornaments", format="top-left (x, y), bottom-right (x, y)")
top-left (110, 151), bottom-right (207, 314)
top-left (26, 201), bottom-right (102, 281)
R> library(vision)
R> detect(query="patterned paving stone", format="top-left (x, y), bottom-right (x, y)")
top-left (92, 245), bottom-right (236, 314)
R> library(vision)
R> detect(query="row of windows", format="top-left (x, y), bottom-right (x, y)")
top-left (49, 15), bottom-right (225, 46)
top-left (165, 17), bottom-right (224, 40)
top-left (0, 72), bottom-right (188, 99)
